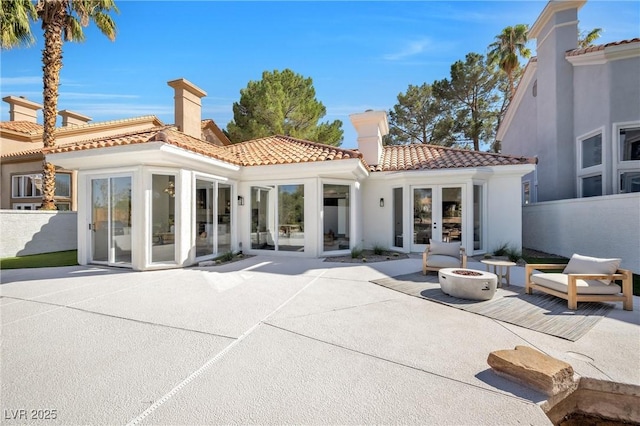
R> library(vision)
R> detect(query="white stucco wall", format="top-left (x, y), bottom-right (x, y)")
top-left (522, 193), bottom-right (640, 273)
top-left (0, 210), bottom-right (77, 258)
top-left (360, 167), bottom-right (531, 255)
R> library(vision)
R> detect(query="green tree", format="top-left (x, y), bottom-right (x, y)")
top-left (487, 24), bottom-right (531, 101)
top-left (384, 83), bottom-right (456, 146)
top-left (227, 69), bottom-right (343, 146)
top-left (433, 53), bottom-right (500, 151)
top-left (1, 0), bottom-right (118, 210)
top-left (578, 27), bottom-right (602, 48)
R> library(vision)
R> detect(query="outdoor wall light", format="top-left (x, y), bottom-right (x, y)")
top-left (237, 195), bottom-right (244, 206)
top-left (379, 198), bottom-right (384, 207)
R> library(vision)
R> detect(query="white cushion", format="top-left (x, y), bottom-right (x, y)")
top-left (563, 254), bottom-right (621, 284)
top-left (531, 273), bottom-right (622, 295)
top-left (429, 240), bottom-right (461, 258)
top-left (426, 254), bottom-right (462, 268)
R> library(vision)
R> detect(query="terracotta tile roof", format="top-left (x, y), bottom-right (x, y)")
top-left (0, 121), bottom-right (43, 134)
top-left (1, 147), bottom-right (43, 159)
top-left (371, 144), bottom-right (535, 172)
top-left (225, 135), bottom-right (362, 166)
top-left (43, 126), bottom-right (243, 165)
top-left (566, 38), bottom-right (640, 57)
top-left (0, 115), bottom-right (162, 136)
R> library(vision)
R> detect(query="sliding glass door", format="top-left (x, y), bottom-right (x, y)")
top-left (250, 184), bottom-right (305, 252)
top-left (91, 176), bottom-right (132, 266)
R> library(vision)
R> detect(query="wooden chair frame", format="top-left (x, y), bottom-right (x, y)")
top-left (525, 263), bottom-right (633, 311)
top-left (422, 245), bottom-right (467, 275)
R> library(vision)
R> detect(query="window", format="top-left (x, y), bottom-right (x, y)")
top-left (151, 174), bottom-right (176, 263)
top-left (393, 188), bottom-right (403, 248)
top-left (13, 203), bottom-right (41, 210)
top-left (323, 184), bottom-right (350, 252)
top-left (577, 130), bottom-right (603, 198)
top-left (473, 184), bottom-right (485, 251)
top-left (251, 184), bottom-right (305, 252)
top-left (582, 175), bottom-right (602, 197)
top-left (617, 125), bottom-right (640, 193)
top-left (522, 181), bottom-right (531, 205)
top-left (11, 175), bottom-right (42, 198)
top-left (55, 173), bottom-right (71, 197)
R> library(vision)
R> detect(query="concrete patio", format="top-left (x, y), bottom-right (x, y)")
top-left (1, 256), bottom-right (638, 425)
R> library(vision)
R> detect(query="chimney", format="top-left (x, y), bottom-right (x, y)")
top-left (59, 110), bottom-right (92, 127)
top-left (167, 78), bottom-right (207, 139)
top-left (2, 96), bottom-right (43, 123)
top-left (349, 110), bottom-right (389, 166)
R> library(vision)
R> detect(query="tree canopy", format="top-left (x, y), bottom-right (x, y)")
top-left (227, 69), bottom-right (343, 146)
top-left (1, 0), bottom-right (118, 209)
top-left (385, 83), bottom-right (456, 146)
top-left (578, 27), bottom-right (602, 48)
top-left (434, 53), bottom-right (501, 151)
top-left (487, 24), bottom-right (530, 100)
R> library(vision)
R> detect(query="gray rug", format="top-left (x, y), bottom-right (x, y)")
top-left (371, 271), bottom-right (613, 341)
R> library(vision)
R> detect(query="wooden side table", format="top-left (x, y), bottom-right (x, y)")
top-left (481, 259), bottom-right (517, 287)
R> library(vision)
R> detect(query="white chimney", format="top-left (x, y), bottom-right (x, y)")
top-left (59, 109), bottom-right (92, 127)
top-left (349, 110), bottom-right (389, 166)
top-left (167, 78), bottom-right (207, 139)
top-left (2, 96), bottom-right (43, 123)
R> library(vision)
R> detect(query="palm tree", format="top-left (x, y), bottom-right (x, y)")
top-left (488, 24), bottom-right (531, 101)
top-left (1, 0), bottom-right (37, 49)
top-left (1, 0), bottom-right (118, 210)
top-left (578, 27), bottom-right (602, 49)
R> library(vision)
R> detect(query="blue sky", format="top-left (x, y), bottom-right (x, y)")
top-left (1, 1), bottom-right (638, 149)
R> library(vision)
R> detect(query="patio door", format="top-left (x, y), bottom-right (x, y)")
top-left (90, 176), bottom-right (132, 266)
top-left (411, 186), bottom-right (462, 252)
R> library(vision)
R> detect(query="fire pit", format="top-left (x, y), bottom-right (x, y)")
top-left (438, 268), bottom-right (498, 300)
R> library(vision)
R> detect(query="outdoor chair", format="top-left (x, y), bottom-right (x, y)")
top-left (525, 253), bottom-right (633, 311)
top-left (423, 240), bottom-right (467, 274)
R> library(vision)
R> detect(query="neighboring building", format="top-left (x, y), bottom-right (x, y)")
top-left (498, 0), bottom-right (640, 202)
top-left (38, 77), bottom-right (534, 271)
top-left (0, 97), bottom-right (229, 211)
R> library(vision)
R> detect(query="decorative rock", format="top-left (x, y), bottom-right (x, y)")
top-left (487, 346), bottom-right (575, 396)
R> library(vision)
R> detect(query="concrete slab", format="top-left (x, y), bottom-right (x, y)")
top-left (2, 304), bottom-right (233, 425)
top-left (137, 325), bottom-right (551, 425)
top-left (1, 256), bottom-right (637, 425)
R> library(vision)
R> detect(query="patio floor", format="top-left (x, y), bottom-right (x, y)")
top-left (1, 256), bottom-right (638, 425)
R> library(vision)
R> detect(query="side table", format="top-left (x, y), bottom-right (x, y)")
top-left (480, 259), bottom-right (517, 287)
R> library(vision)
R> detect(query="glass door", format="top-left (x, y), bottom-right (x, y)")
top-left (411, 186), bottom-right (462, 252)
top-left (91, 176), bottom-right (132, 266)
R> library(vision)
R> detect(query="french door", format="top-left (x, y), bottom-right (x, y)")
top-left (411, 186), bottom-right (463, 252)
top-left (90, 176), bottom-right (132, 266)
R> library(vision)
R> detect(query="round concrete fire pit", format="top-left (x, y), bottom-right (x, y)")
top-left (438, 268), bottom-right (498, 301)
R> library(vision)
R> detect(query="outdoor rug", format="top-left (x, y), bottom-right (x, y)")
top-left (370, 271), bottom-right (613, 341)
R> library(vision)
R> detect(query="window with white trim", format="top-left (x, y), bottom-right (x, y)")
top-left (522, 181), bottom-right (531, 205)
top-left (11, 174), bottom-right (42, 198)
top-left (55, 173), bottom-right (71, 197)
top-left (13, 203), bottom-right (41, 210)
top-left (617, 125), bottom-right (640, 193)
top-left (577, 130), bottom-right (603, 197)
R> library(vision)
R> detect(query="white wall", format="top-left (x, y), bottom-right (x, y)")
top-left (0, 210), bottom-right (77, 258)
top-left (523, 193), bottom-right (640, 273)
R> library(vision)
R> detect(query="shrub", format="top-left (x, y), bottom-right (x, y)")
top-left (351, 246), bottom-right (363, 258)
top-left (372, 243), bottom-right (386, 255)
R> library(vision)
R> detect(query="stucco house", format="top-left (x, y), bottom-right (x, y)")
top-left (498, 0), bottom-right (640, 202)
top-left (11, 77), bottom-right (531, 271)
top-left (497, 0), bottom-right (640, 273)
top-left (0, 95), bottom-right (229, 212)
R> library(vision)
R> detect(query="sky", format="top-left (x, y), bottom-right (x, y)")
top-left (1, 1), bottom-right (639, 149)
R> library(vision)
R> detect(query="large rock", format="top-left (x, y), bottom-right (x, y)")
top-left (487, 346), bottom-right (575, 396)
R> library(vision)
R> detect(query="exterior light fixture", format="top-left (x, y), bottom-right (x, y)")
top-left (379, 198), bottom-right (384, 207)
top-left (238, 195), bottom-right (244, 206)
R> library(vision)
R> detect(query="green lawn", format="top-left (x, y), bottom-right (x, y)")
top-left (0, 250), bottom-right (78, 269)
